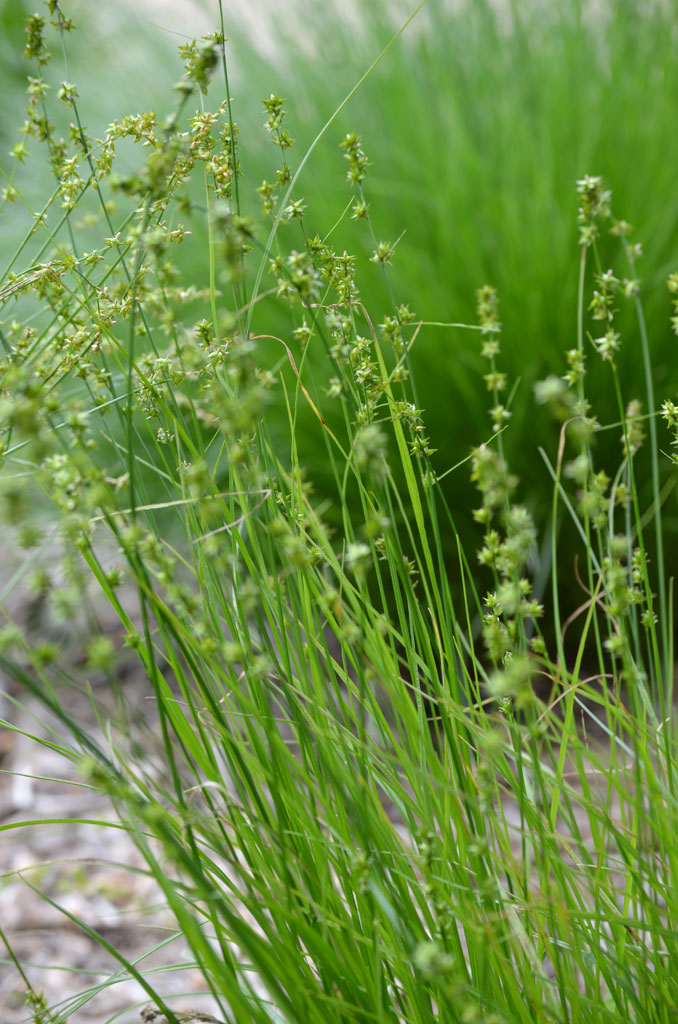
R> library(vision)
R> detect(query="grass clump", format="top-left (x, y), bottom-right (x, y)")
top-left (1, 3), bottom-right (678, 1023)
top-left (210, 0), bottom-right (678, 566)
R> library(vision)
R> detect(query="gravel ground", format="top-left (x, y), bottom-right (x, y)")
top-left (0, 542), bottom-right (221, 1024)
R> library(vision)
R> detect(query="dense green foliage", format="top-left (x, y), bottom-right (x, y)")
top-left (1, 3), bottom-right (678, 1023)
top-left (222, 0), bottom-right (678, 562)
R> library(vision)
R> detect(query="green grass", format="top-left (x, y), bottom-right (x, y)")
top-left (1, 2), bottom-right (678, 1023)
top-left (5, 0), bottom-right (678, 594)
top-left (211, 0), bottom-right (678, 564)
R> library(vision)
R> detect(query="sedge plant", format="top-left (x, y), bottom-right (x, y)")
top-left (0, 4), bottom-right (677, 1024)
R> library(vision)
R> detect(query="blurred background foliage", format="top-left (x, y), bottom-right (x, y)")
top-left (2, 0), bottom-right (677, 612)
